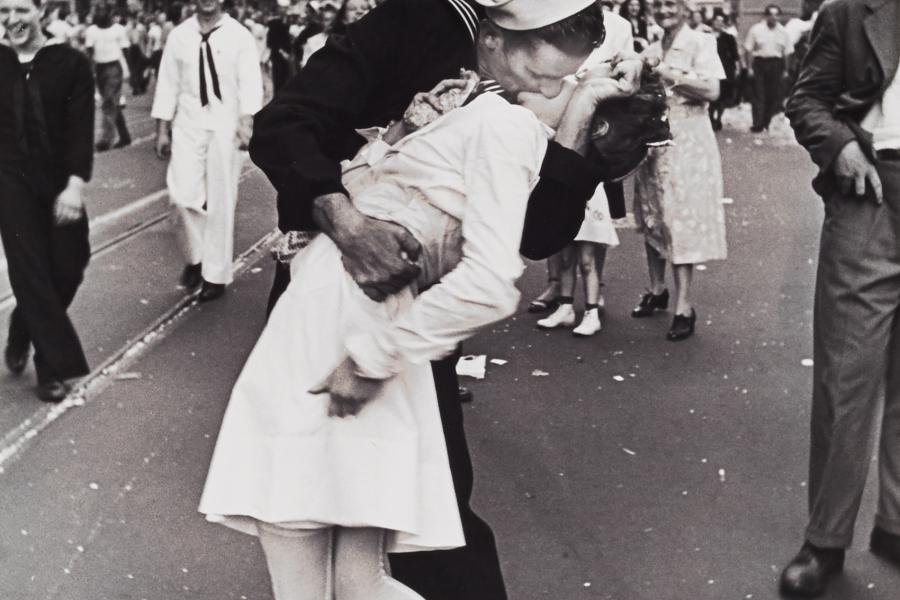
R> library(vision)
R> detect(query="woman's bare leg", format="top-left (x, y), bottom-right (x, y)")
top-left (644, 242), bottom-right (667, 295)
top-left (557, 244), bottom-right (578, 301)
top-left (578, 242), bottom-right (607, 306)
top-left (672, 263), bottom-right (694, 316)
top-left (334, 528), bottom-right (424, 600)
top-left (532, 252), bottom-right (564, 304)
top-left (257, 525), bottom-right (332, 600)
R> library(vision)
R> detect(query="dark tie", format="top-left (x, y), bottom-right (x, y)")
top-left (199, 27), bottom-right (222, 107)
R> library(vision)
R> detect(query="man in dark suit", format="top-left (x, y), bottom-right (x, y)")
top-left (781, 0), bottom-right (900, 596)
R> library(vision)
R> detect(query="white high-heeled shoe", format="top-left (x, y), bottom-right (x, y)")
top-left (537, 303), bottom-right (576, 329)
top-left (573, 307), bottom-right (602, 337)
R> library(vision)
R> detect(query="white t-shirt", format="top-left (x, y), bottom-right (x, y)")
top-left (46, 18), bottom-right (75, 42)
top-left (147, 23), bottom-right (162, 52)
top-left (84, 23), bottom-right (129, 63)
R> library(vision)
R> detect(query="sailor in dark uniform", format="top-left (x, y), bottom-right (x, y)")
top-left (0, 0), bottom-right (94, 403)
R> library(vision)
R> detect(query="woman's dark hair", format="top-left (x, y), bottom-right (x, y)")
top-left (589, 67), bottom-right (671, 181)
top-left (497, 3), bottom-right (606, 56)
top-left (624, 0), bottom-right (647, 20)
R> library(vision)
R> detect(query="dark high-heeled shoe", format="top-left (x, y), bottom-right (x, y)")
top-left (666, 309), bottom-right (696, 341)
top-left (631, 288), bottom-right (669, 318)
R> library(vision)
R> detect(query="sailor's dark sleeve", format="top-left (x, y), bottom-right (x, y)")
top-left (249, 0), bottom-right (413, 232)
top-left (62, 51), bottom-right (95, 183)
top-left (518, 141), bottom-right (601, 260)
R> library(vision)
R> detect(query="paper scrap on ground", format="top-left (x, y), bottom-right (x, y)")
top-left (531, 369), bottom-right (549, 377)
top-left (721, 197), bottom-right (734, 204)
top-left (456, 355), bottom-right (486, 379)
top-left (114, 372), bottom-right (142, 381)
top-left (801, 358), bottom-right (814, 367)
top-left (490, 358), bottom-right (508, 366)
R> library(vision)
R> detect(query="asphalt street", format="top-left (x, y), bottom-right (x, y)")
top-left (0, 95), bottom-right (898, 600)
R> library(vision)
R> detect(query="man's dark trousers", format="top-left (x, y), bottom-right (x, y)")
top-left (0, 169), bottom-right (91, 384)
top-left (267, 268), bottom-right (508, 599)
top-left (751, 56), bottom-right (785, 130)
top-left (806, 158), bottom-right (900, 548)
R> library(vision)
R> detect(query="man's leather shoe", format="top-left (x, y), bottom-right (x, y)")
top-left (180, 263), bottom-right (203, 289)
top-left (36, 380), bottom-right (71, 403)
top-left (779, 542), bottom-right (844, 598)
top-left (458, 386), bottom-right (473, 403)
top-left (5, 343), bottom-right (29, 375)
top-left (198, 281), bottom-right (226, 302)
top-left (870, 526), bottom-right (900, 567)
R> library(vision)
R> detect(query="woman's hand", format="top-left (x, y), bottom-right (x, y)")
top-left (574, 74), bottom-right (632, 105)
top-left (54, 176), bottom-right (85, 225)
top-left (309, 356), bottom-right (385, 418)
top-left (402, 69), bottom-right (479, 131)
top-left (653, 61), bottom-right (681, 86)
top-left (609, 52), bottom-right (644, 94)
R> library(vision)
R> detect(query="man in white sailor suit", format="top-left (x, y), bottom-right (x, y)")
top-left (151, 0), bottom-right (263, 302)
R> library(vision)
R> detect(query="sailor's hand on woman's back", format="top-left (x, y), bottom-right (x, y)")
top-left (312, 193), bottom-right (422, 302)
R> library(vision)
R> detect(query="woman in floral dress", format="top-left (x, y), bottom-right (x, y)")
top-left (631, 0), bottom-right (727, 341)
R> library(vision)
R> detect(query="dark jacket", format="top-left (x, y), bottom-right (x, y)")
top-left (715, 31), bottom-right (740, 82)
top-left (785, 0), bottom-right (899, 197)
top-left (0, 42), bottom-right (95, 197)
top-left (249, 0), bottom-right (600, 260)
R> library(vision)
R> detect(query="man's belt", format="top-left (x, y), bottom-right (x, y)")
top-left (875, 148), bottom-right (900, 162)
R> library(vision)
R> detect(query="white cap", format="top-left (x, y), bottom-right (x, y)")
top-left (475, 0), bottom-right (597, 31)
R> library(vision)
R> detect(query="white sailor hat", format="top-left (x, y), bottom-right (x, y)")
top-left (475, 0), bottom-right (597, 31)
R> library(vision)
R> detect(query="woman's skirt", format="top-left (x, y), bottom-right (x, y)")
top-left (199, 234), bottom-right (465, 554)
top-left (575, 184), bottom-right (620, 247)
top-left (633, 104), bottom-right (728, 265)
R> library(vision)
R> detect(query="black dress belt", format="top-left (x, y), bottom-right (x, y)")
top-left (875, 148), bottom-right (900, 162)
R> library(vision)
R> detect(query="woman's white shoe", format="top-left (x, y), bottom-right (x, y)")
top-left (572, 308), bottom-right (602, 337)
top-left (537, 303), bottom-right (576, 329)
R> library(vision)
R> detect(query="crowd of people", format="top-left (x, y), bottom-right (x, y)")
top-left (1, 0), bottom-right (899, 598)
